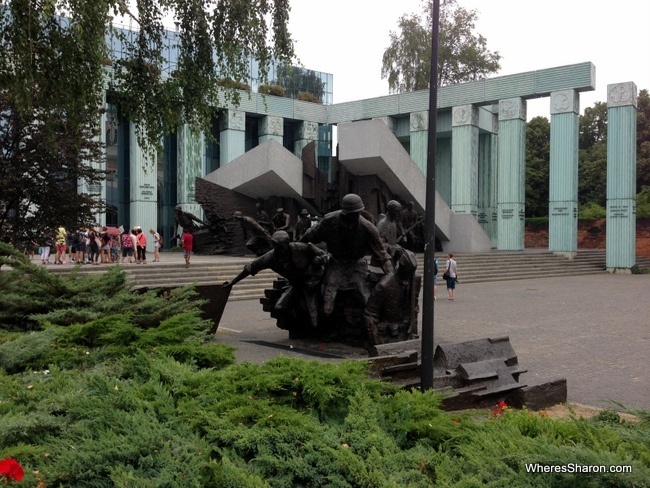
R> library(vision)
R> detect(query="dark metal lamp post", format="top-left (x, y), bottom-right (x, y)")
top-left (421, 0), bottom-right (440, 390)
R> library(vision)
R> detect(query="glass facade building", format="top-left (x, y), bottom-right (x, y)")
top-left (101, 23), bottom-right (334, 238)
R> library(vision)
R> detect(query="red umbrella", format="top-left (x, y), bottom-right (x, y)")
top-left (104, 226), bottom-right (121, 236)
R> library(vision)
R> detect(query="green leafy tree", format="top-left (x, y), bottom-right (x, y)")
top-left (578, 101), bottom-right (608, 207)
top-left (0, 0), bottom-right (294, 244)
top-left (525, 117), bottom-right (550, 217)
top-left (273, 64), bottom-right (325, 102)
top-left (637, 186), bottom-right (650, 218)
top-left (637, 89), bottom-right (650, 193)
top-left (381, 0), bottom-right (501, 93)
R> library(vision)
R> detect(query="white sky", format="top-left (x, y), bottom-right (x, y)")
top-left (287, 0), bottom-right (650, 119)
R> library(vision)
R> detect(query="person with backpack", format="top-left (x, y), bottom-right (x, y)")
top-left (442, 252), bottom-right (458, 301)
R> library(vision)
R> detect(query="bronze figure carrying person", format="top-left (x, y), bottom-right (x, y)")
top-left (223, 231), bottom-right (327, 328)
top-left (300, 193), bottom-right (394, 316)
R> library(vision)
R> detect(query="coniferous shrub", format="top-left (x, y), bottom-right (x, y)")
top-left (0, 242), bottom-right (649, 486)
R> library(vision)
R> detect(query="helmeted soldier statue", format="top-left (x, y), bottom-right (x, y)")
top-left (223, 230), bottom-right (327, 328)
top-left (300, 193), bottom-right (393, 316)
top-left (233, 210), bottom-right (272, 256)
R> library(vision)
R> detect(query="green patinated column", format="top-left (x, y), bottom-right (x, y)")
top-left (177, 124), bottom-right (205, 219)
top-left (436, 138), bottom-right (452, 204)
top-left (497, 97), bottom-right (527, 250)
top-left (451, 105), bottom-right (479, 217)
top-left (259, 115), bottom-right (284, 145)
top-left (606, 82), bottom-right (638, 271)
top-left (549, 90), bottom-right (579, 256)
top-left (294, 121), bottom-right (318, 158)
top-left (477, 113), bottom-right (499, 247)
top-left (220, 109), bottom-right (246, 165)
top-left (91, 93), bottom-right (108, 227)
top-left (128, 122), bottom-right (157, 251)
top-left (409, 111), bottom-right (428, 173)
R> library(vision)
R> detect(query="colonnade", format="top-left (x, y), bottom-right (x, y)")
top-left (405, 82), bottom-right (637, 269)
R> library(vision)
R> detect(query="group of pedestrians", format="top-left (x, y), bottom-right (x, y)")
top-left (37, 225), bottom-right (163, 266)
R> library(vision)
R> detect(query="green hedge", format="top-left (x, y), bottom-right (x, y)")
top-left (0, 242), bottom-right (648, 487)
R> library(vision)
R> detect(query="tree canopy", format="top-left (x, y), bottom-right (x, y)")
top-left (523, 89), bottom-right (650, 217)
top-left (381, 0), bottom-right (501, 93)
top-left (0, 0), bottom-right (294, 243)
top-left (525, 117), bottom-right (550, 217)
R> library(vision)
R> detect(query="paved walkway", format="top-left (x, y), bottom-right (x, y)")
top-left (214, 272), bottom-right (650, 411)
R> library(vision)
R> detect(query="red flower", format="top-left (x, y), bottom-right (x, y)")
top-left (0, 457), bottom-right (25, 481)
top-left (497, 401), bottom-right (508, 410)
top-left (492, 410), bottom-right (500, 416)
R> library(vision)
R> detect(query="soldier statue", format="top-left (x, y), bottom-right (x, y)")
top-left (364, 250), bottom-right (420, 347)
top-left (300, 193), bottom-right (393, 316)
top-left (223, 231), bottom-right (326, 328)
top-left (233, 211), bottom-right (273, 256)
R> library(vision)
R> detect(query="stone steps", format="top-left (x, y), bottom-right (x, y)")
top-left (45, 250), bottom-right (649, 301)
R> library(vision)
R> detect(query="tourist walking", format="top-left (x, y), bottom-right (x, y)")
top-left (88, 229), bottom-right (100, 264)
top-left (443, 252), bottom-right (458, 301)
top-left (99, 227), bottom-right (111, 263)
top-left (54, 225), bottom-right (67, 264)
top-left (41, 232), bottom-right (54, 265)
top-left (150, 229), bottom-right (161, 262)
top-left (135, 227), bottom-right (147, 264)
top-left (181, 229), bottom-right (193, 268)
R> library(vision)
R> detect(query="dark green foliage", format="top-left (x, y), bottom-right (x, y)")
top-left (0, 242), bottom-right (206, 332)
top-left (0, 1), bottom-right (295, 243)
top-left (525, 218), bottom-right (549, 231)
top-left (382, 0), bottom-right (501, 92)
top-left (525, 90), bottom-right (648, 217)
top-left (637, 186), bottom-right (650, 218)
top-left (638, 90), bottom-right (650, 193)
top-left (592, 409), bottom-right (622, 425)
top-left (526, 116), bottom-right (550, 217)
top-left (0, 251), bottom-right (648, 486)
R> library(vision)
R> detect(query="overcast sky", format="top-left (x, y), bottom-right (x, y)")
top-left (287, 0), bottom-right (650, 119)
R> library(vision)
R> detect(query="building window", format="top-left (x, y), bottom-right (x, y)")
top-left (245, 116), bottom-right (259, 151)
